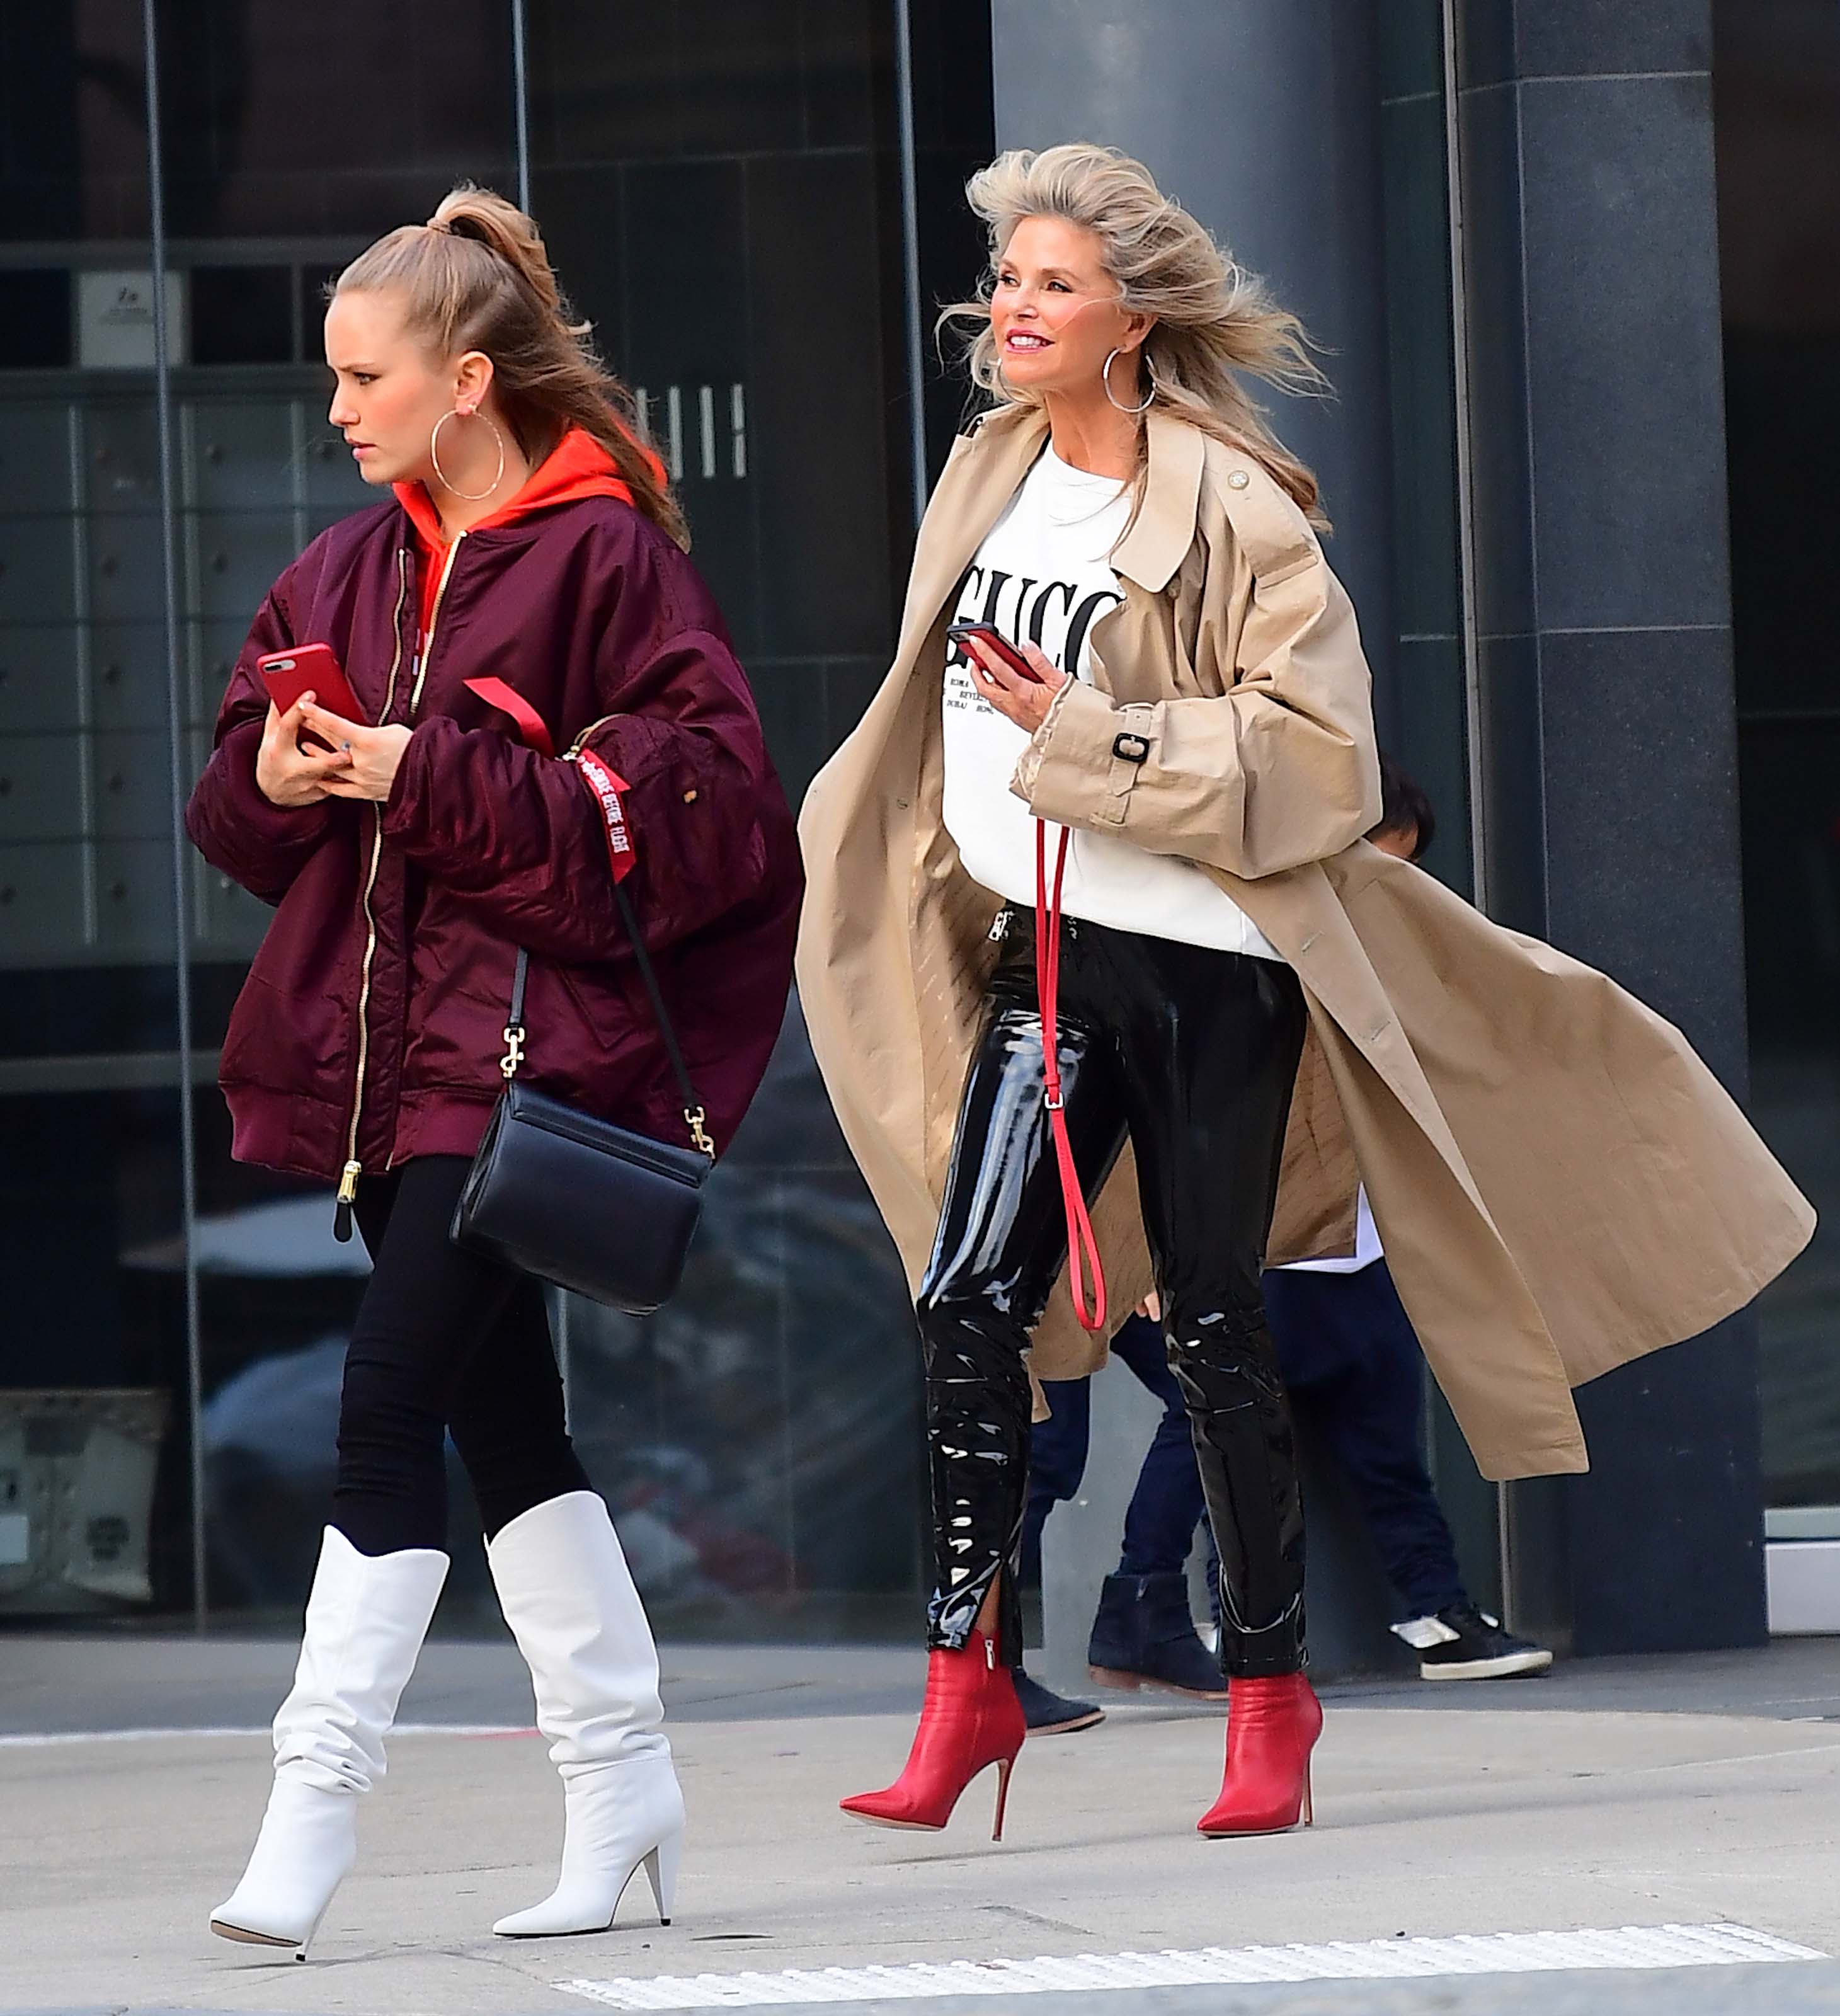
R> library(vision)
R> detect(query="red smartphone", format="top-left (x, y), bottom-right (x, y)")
top-left (258, 644), bottom-right (365, 750)
top-left (946, 622), bottom-right (1044, 684)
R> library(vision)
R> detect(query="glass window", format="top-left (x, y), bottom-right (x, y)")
top-left (1716, 1), bottom-right (1840, 1518)
top-left (0, 0), bottom-right (989, 1634)
top-left (525, 0), bottom-right (939, 1640)
top-left (0, 6), bottom-right (189, 1618)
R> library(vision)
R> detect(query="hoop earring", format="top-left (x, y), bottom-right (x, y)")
top-left (1102, 347), bottom-right (1155, 416)
top-left (430, 407), bottom-right (508, 501)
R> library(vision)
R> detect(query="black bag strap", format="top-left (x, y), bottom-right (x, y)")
top-left (502, 878), bottom-right (714, 1159)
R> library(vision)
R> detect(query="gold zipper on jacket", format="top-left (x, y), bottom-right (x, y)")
top-left (333, 548), bottom-right (411, 1240)
top-left (408, 530), bottom-right (465, 714)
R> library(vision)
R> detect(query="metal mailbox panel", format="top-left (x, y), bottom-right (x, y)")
top-left (0, 732), bottom-right (86, 843)
top-left (187, 512), bottom-right (295, 622)
top-left (91, 730), bottom-right (174, 842)
top-left (0, 403), bottom-right (77, 515)
top-left (186, 399), bottom-right (297, 513)
top-left (0, 625), bottom-right (84, 734)
top-left (82, 405), bottom-right (162, 515)
top-left (0, 842), bottom-right (88, 964)
top-left (88, 517), bottom-right (166, 624)
top-left (0, 518), bottom-right (79, 624)
top-left (92, 839), bottom-right (176, 958)
top-left (89, 622), bottom-right (171, 734)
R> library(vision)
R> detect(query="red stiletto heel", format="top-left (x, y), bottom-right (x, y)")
top-left (841, 1630), bottom-right (1026, 1837)
top-left (1197, 1672), bottom-right (1322, 1837)
top-left (991, 1756), bottom-right (1014, 1841)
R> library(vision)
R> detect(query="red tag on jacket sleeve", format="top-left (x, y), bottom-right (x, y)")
top-left (576, 747), bottom-right (637, 883)
top-left (463, 676), bottom-right (556, 759)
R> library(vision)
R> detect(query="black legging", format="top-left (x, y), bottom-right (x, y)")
top-left (917, 907), bottom-right (1308, 1678)
top-left (333, 1154), bottom-right (590, 1555)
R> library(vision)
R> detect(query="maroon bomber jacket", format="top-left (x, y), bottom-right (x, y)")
top-left (186, 493), bottom-right (803, 1189)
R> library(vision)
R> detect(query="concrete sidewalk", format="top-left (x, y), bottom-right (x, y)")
top-left (3, 1635), bottom-right (1839, 2015)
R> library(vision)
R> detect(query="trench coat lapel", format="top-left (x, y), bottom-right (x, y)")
top-left (897, 405), bottom-right (1203, 662)
top-left (1112, 409), bottom-right (1206, 593)
top-left (896, 409), bottom-right (1050, 658)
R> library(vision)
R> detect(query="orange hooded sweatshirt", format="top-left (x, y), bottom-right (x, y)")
top-left (394, 426), bottom-right (641, 650)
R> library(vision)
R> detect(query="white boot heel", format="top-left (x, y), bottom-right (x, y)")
top-left (486, 1493), bottom-right (685, 1939)
top-left (643, 1828), bottom-right (682, 1925)
top-left (493, 1754), bottom-right (685, 1936)
top-left (210, 1780), bottom-right (355, 1953)
top-left (208, 1528), bottom-right (449, 1959)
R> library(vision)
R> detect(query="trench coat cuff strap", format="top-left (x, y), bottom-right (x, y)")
top-left (1012, 679), bottom-right (1151, 832)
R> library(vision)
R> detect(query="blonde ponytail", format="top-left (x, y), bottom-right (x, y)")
top-left (426, 186), bottom-right (566, 315)
top-left (336, 184), bottom-right (688, 549)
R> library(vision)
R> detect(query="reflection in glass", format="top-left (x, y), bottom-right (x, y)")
top-left (0, 5), bottom-right (185, 1619)
top-left (523, 0), bottom-right (940, 1640)
top-left (1, 0), bottom-right (967, 1634)
top-left (1717, 1), bottom-right (1840, 1510)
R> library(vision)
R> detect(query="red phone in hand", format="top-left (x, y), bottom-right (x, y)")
top-left (946, 622), bottom-right (1045, 683)
top-left (258, 644), bottom-right (365, 752)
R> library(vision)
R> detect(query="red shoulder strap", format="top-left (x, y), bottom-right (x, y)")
top-left (1036, 820), bottom-right (1107, 1333)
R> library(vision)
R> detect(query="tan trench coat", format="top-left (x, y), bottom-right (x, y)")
top-left (794, 403), bottom-right (1814, 1482)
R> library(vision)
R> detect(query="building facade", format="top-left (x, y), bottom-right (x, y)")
top-left (0, 0), bottom-right (1832, 1663)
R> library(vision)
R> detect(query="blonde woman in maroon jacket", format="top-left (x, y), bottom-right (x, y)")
top-left (188, 187), bottom-right (799, 1957)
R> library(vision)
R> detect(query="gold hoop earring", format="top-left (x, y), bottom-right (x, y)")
top-left (1102, 347), bottom-right (1154, 416)
top-left (430, 408), bottom-right (508, 501)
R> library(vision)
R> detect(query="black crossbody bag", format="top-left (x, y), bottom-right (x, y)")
top-left (450, 874), bottom-right (715, 1313)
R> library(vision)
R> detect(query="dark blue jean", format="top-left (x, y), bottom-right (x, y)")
top-left (1025, 1261), bottom-right (1468, 1625)
top-left (1022, 1314), bottom-right (1205, 1584)
top-left (1262, 1257), bottom-right (1466, 1620)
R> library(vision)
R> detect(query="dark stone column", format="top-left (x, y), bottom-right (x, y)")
top-left (1454, 0), bottom-right (1766, 1652)
top-left (988, 0), bottom-right (1410, 1678)
top-left (988, 0), bottom-right (1399, 711)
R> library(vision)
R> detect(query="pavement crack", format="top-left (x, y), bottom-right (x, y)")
top-left (983, 1902), bottom-right (1094, 1936)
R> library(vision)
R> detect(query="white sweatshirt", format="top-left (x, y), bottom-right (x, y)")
top-left (940, 445), bottom-right (1281, 960)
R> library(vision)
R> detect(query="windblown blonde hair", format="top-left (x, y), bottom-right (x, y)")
top-left (941, 144), bottom-right (1330, 527)
top-left (335, 185), bottom-right (687, 549)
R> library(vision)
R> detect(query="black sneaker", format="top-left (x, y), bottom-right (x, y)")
top-left (1395, 1602), bottom-right (1554, 1680)
top-left (1012, 1666), bottom-right (1106, 1734)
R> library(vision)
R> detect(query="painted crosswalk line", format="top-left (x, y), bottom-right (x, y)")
top-left (557, 1922), bottom-right (1826, 2009)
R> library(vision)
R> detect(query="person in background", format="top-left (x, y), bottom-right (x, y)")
top-left (1017, 759), bottom-right (1546, 1732)
top-left (1014, 1327), bottom-right (1225, 1736)
top-left (1262, 757), bottom-right (1551, 1680)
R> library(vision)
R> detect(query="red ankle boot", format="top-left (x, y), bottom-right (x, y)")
top-left (1197, 1672), bottom-right (1322, 1836)
top-left (841, 1630), bottom-right (1026, 1839)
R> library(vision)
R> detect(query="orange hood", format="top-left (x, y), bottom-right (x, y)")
top-left (394, 425), bottom-right (643, 554)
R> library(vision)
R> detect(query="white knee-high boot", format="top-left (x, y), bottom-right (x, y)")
top-left (488, 1491), bottom-right (684, 1937)
top-left (210, 1526), bottom-right (449, 1956)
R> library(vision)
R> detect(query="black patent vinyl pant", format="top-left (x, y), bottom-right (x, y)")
top-left (917, 909), bottom-right (1310, 1679)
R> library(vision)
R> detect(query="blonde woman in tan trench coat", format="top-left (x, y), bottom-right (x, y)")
top-left (797, 146), bottom-right (1814, 1845)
